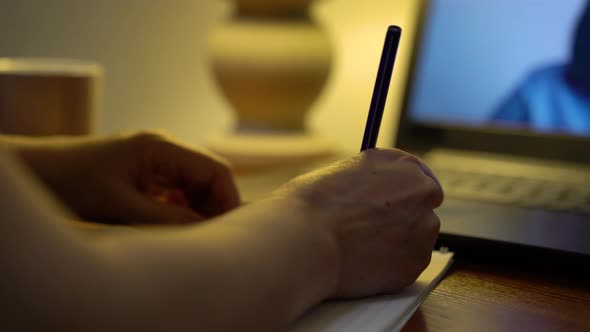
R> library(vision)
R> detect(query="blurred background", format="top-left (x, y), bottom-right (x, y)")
top-left (0, 0), bottom-right (421, 155)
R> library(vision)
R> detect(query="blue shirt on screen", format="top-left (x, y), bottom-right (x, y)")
top-left (492, 65), bottom-right (590, 136)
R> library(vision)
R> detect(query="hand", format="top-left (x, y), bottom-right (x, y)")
top-left (21, 131), bottom-right (240, 224)
top-left (274, 148), bottom-right (443, 298)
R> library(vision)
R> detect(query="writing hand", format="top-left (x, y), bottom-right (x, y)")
top-left (274, 148), bottom-right (443, 298)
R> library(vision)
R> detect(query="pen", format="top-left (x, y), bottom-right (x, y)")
top-left (360, 25), bottom-right (402, 151)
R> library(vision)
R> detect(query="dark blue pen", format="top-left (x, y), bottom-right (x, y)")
top-left (360, 25), bottom-right (402, 151)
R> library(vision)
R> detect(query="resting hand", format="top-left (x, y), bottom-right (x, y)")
top-left (19, 132), bottom-right (240, 224)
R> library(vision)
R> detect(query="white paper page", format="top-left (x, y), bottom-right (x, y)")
top-left (291, 251), bottom-right (454, 332)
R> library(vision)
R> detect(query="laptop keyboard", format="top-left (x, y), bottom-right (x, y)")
top-left (435, 168), bottom-right (590, 215)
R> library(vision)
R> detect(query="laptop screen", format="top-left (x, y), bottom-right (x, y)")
top-left (407, 0), bottom-right (590, 138)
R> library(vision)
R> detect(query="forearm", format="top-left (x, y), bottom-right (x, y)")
top-left (96, 196), bottom-right (339, 331)
top-left (0, 150), bottom-right (124, 331)
top-left (4, 171), bottom-right (338, 332)
top-left (0, 135), bottom-right (116, 222)
top-left (0, 135), bottom-right (79, 192)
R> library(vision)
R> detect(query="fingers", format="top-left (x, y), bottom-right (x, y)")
top-left (284, 147), bottom-right (443, 298)
top-left (382, 211), bottom-right (440, 293)
top-left (357, 149), bottom-right (442, 292)
top-left (397, 154), bottom-right (444, 208)
top-left (130, 132), bottom-right (241, 217)
top-left (206, 162), bottom-right (241, 213)
top-left (415, 210), bottom-right (441, 254)
top-left (113, 184), bottom-right (205, 225)
top-left (172, 145), bottom-right (241, 216)
top-left (363, 148), bottom-right (443, 208)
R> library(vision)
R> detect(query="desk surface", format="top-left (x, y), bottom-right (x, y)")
top-left (402, 255), bottom-right (590, 331)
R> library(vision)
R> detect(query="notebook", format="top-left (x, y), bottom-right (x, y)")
top-left (291, 251), bottom-right (454, 332)
top-left (395, 0), bottom-right (590, 256)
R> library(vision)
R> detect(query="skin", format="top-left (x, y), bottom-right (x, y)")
top-left (0, 131), bottom-right (442, 332)
top-left (4, 132), bottom-right (240, 224)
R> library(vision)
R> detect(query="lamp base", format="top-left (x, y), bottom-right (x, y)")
top-left (207, 132), bottom-right (337, 172)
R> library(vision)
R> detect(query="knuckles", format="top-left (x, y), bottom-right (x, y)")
top-left (384, 251), bottom-right (433, 293)
top-left (397, 153), bottom-right (424, 167)
top-left (128, 130), bottom-right (171, 146)
top-left (384, 269), bottom-right (420, 293)
top-left (427, 212), bottom-right (441, 237)
top-left (417, 248), bottom-right (434, 273)
top-left (363, 148), bottom-right (411, 162)
top-left (112, 130), bottom-right (174, 155)
top-left (126, 130), bottom-right (235, 176)
top-left (215, 159), bottom-right (234, 177)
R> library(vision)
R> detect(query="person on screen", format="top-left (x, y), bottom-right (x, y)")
top-left (491, 2), bottom-right (590, 135)
top-left (0, 132), bottom-right (442, 331)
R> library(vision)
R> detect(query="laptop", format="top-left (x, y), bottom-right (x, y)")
top-left (395, 0), bottom-right (590, 257)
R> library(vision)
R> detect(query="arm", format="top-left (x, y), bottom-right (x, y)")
top-left (98, 197), bottom-right (338, 331)
top-left (0, 147), bottom-right (335, 331)
top-left (0, 148), bottom-right (118, 330)
top-left (1, 145), bottom-right (442, 331)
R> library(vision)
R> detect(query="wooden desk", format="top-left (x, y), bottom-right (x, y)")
top-left (403, 254), bottom-right (590, 331)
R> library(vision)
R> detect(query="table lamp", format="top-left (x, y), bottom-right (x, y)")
top-left (208, 0), bottom-right (335, 171)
